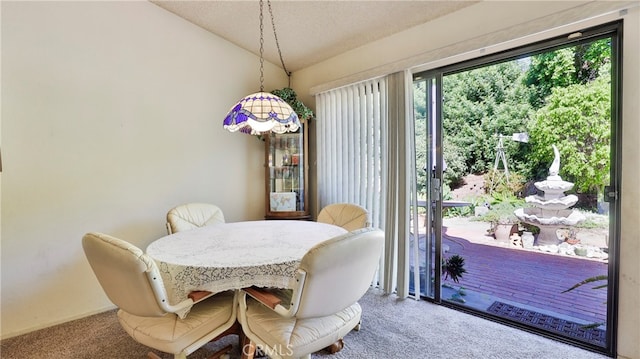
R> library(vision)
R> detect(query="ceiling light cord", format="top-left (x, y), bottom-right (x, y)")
top-left (259, 0), bottom-right (265, 92)
top-left (267, 0), bottom-right (292, 86)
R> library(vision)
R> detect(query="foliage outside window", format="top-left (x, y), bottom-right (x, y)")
top-left (415, 38), bottom-right (612, 212)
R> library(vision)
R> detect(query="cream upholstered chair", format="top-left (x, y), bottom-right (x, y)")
top-left (237, 227), bottom-right (384, 359)
top-left (317, 203), bottom-right (369, 231)
top-left (82, 232), bottom-right (238, 359)
top-left (166, 203), bottom-right (225, 234)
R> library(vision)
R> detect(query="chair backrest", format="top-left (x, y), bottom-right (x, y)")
top-left (166, 203), bottom-right (225, 234)
top-left (317, 203), bottom-right (369, 231)
top-left (82, 232), bottom-right (169, 317)
top-left (295, 227), bottom-right (384, 318)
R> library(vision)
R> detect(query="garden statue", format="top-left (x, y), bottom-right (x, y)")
top-left (514, 145), bottom-right (585, 245)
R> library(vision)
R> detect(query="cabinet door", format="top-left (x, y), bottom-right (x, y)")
top-left (265, 123), bottom-right (309, 219)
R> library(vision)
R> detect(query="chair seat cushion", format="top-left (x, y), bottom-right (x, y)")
top-left (117, 291), bottom-right (235, 355)
top-left (245, 298), bottom-right (361, 358)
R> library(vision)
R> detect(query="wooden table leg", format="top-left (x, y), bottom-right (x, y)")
top-left (240, 333), bottom-right (256, 359)
top-left (326, 339), bottom-right (344, 354)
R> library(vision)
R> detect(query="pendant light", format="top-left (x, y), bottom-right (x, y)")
top-left (222, 0), bottom-right (300, 135)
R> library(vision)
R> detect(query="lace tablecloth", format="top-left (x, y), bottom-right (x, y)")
top-left (146, 220), bottom-right (347, 306)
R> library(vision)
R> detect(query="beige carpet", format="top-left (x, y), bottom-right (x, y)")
top-left (0, 289), bottom-right (609, 359)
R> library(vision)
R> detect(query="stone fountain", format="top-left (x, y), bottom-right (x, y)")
top-left (515, 145), bottom-right (585, 246)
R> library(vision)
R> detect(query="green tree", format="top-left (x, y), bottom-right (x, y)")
top-left (525, 48), bottom-right (576, 109)
top-left (575, 39), bottom-right (611, 83)
top-left (413, 81), bottom-right (428, 197)
top-left (527, 67), bottom-right (610, 193)
top-left (525, 38), bottom-right (611, 109)
top-left (414, 80), bottom-right (468, 193)
top-left (443, 62), bottom-right (533, 178)
top-left (415, 37), bottom-right (611, 201)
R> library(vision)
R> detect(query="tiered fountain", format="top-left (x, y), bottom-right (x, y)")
top-left (515, 145), bottom-right (585, 246)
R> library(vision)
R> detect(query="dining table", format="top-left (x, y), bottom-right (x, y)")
top-left (146, 220), bottom-right (347, 308)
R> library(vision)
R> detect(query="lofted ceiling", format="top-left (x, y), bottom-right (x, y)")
top-left (150, 0), bottom-right (478, 72)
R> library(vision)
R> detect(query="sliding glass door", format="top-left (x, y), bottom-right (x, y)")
top-left (410, 75), bottom-right (442, 300)
top-left (411, 22), bottom-right (621, 357)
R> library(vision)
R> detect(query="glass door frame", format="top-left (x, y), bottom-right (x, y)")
top-left (411, 74), bottom-right (445, 302)
top-left (411, 21), bottom-right (622, 357)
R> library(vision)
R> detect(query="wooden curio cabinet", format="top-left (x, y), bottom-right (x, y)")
top-left (264, 121), bottom-right (310, 220)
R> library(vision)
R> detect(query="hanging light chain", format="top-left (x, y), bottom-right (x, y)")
top-left (259, 0), bottom-right (265, 92)
top-left (267, 0), bottom-right (292, 85)
top-left (224, 0), bottom-right (300, 134)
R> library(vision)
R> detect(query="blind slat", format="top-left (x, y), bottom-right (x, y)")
top-left (316, 78), bottom-right (386, 221)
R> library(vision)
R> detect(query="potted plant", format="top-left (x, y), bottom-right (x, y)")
top-left (442, 254), bottom-right (466, 283)
top-left (480, 200), bottom-right (521, 242)
top-left (442, 254), bottom-right (467, 303)
top-left (271, 87), bottom-right (314, 122)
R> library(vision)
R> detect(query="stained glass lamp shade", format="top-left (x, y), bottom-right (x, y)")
top-left (223, 91), bottom-right (300, 135)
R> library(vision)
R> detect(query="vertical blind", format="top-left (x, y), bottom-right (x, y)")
top-left (316, 78), bottom-right (387, 229)
top-left (315, 72), bottom-right (416, 298)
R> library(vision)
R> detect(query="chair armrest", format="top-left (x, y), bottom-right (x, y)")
top-left (188, 290), bottom-right (213, 303)
top-left (244, 287), bottom-right (282, 309)
top-left (242, 271), bottom-right (306, 318)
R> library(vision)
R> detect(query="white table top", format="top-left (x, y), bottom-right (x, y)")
top-left (147, 220), bottom-right (347, 306)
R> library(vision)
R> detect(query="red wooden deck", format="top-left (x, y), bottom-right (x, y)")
top-left (441, 229), bottom-right (608, 325)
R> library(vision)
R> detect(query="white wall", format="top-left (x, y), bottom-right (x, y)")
top-left (0, 1), bottom-right (287, 337)
top-left (294, 2), bottom-right (640, 358)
